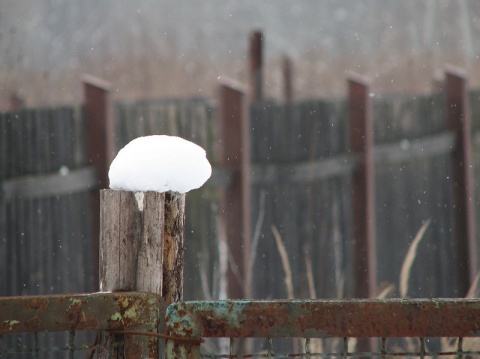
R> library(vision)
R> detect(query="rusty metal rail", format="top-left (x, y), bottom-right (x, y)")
top-left (165, 299), bottom-right (480, 359)
top-left (2, 296), bottom-right (480, 358)
top-left (0, 292), bottom-right (164, 357)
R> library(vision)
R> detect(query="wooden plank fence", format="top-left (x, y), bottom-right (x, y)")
top-left (0, 106), bottom-right (96, 296)
top-left (1, 66), bottom-right (479, 303)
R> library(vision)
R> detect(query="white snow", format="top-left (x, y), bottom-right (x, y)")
top-left (108, 135), bottom-right (212, 193)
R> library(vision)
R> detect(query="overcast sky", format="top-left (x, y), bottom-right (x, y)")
top-left (1, 0), bottom-right (479, 106)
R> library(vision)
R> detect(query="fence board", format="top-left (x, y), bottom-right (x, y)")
top-left (0, 107), bottom-right (94, 296)
top-left (250, 99), bottom-right (353, 299)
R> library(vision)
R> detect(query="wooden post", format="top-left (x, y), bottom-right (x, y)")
top-left (348, 72), bottom-right (376, 298)
top-left (249, 30), bottom-right (263, 103)
top-left (445, 65), bottom-right (477, 296)
top-left (163, 192), bottom-right (186, 304)
top-left (83, 75), bottom-right (115, 291)
top-left (218, 79), bottom-right (251, 299)
top-left (99, 189), bottom-right (185, 358)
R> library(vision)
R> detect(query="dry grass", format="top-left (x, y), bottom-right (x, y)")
top-left (269, 216), bottom-right (479, 357)
top-left (399, 219), bottom-right (431, 298)
top-left (271, 225), bottom-right (294, 299)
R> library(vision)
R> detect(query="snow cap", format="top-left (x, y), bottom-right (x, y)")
top-left (108, 135), bottom-right (212, 193)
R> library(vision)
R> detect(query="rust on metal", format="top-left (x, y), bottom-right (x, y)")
top-left (445, 65), bottom-right (477, 296)
top-left (0, 292), bottom-right (164, 335)
top-left (282, 55), bottom-right (293, 103)
top-left (166, 299), bottom-right (480, 340)
top-left (249, 30), bottom-right (263, 102)
top-left (83, 75), bottom-right (115, 291)
top-left (218, 81), bottom-right (251, 299)
top-left (107, 329), bottom-right (204, 344)
top-left (348, 73), bottom-right (377, 299)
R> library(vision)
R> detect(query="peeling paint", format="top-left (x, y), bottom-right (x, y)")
top-left (110, 312), bottom-right (123, 323)
top-left (3, 320), bottom-right (20, 330)
top-left (166, 299), bottom-right (480, 340)
top-left (124, 307), bottom-right (137, 319)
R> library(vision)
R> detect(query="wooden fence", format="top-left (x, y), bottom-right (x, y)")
top-left (1, 68), bottom-right (479, 301)
top-left (0, 106), bottom-right (96, 296)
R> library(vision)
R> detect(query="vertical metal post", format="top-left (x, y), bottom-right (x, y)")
top-left (249, 30), bottom-right (263, 103)
top-left (218, 79), bottom-right (251, 299)
top-left (282, 55), bottom-right (293, 103)
top-left (348, 73), bottom-right (376, 298)
top-left (445, 65), bottom-right (477, 296)
top-left (83, 75), bottom-right (115, 291)
top-left (9, 93), bottom-right (24, 110)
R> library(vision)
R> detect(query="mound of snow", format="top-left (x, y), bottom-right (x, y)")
top-left (108, 135), bottom-right (212, 193)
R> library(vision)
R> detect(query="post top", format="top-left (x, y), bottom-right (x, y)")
top-left (444, 64), bottom-right (467, 80)
top-left (346, 71), bottom-right (371, 86)
top-left (82, 74), bottom-right (112, 91)
top-left (217, 76), bottom-right (248, 94)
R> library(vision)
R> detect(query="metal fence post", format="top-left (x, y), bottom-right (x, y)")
top-left (83, 75), bottom-right (115, 291)
top-left (249, 30), bottom-right (263, 103)
top-left (282, 55), bottom-right (293, 104)
top-left (348, 73), bottom-right (377, 299)
top-left (445, 65), bottom-right (477, 296)
top-left (218, 79), bottom-right (251, 299)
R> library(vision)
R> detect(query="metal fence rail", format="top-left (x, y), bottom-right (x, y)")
top-left (2, 296), bottom-right (480, 358)
top-left (0, 292), bottom-right (163, 358)
top-left (165, 299), bottom-right (480, 359)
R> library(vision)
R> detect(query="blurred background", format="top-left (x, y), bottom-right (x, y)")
top-left (2, 0), bottom-right (480, 108)
top-left (1, 1), bottom-right (480, 303)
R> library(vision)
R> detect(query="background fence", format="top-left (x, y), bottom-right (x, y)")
top-left (1, 70), bottom-right (480, 302)
top-left (0, 106), bottom-right (96, 296)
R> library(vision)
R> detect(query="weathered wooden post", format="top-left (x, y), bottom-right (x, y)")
top-left (99, 134), bottom-right (210, 358)
top-left (445, 65), bottom-right (477, 296)
top-left (99, 189), bottom-right (185, 358)
top-left (162, 192), bottom-right (186, 304)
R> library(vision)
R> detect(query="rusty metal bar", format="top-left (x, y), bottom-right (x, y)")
top-left (83, 75), bottom-right (114, 193)
top-left (445, 65), bottom-right (477, 296)
top-left (348, 72), bottom-right (377, 298)
top-left (282, 55), bottom-right (293, 103)
top-left (0, 292), bottom-right (164, 334)
top-left (249, 30), bottom-right (263, 102)
top-left (166, 299), bottom-right (480, 340)
top-left (218, 79), bottom-right (251, 299)
top-left (83, 75), bottom-right (115, 292)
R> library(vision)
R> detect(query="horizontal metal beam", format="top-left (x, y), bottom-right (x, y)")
top-left (1, 166), bottom-right (98, 201)
top-left (248, 131), bottom-right (455, 186)
top-left (374, 131), bottom-right (455, 165)
top-left (166, 299), bottom-right (480, 339)
top-left (0, 292), bottom-right (164, 334)
top-left (251, 153), bottom-right (359, 185)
